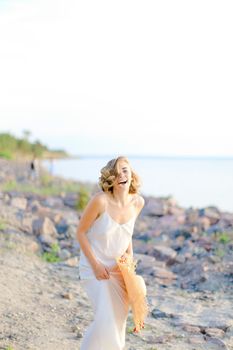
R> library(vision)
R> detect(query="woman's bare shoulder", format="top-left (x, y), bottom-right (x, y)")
top-left (87, 191), bottom-right (107, 211)
top-left (132, 194), bottom-right (145, 213)
top-left (138, 194), bottom-right (145, 209)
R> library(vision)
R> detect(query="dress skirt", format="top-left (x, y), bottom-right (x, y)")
top-left (80, 266), bottom-right (129, 350)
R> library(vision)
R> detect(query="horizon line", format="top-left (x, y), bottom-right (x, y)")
top-left (69, 154), bottom-right (233, 160)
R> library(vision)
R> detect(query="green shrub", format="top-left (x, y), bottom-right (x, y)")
top-left (0, 133), bottom-right (17, 151)
top-left (0, 220), bottom-right (6, 231)
top-left (41, 243), bottom-right (61, 263)
top-left (218, 233), bottom-right (231, 244)
top-left (0, 180), bottom-right (17, 191)
top-left (0, 150), bottom-right (12, 159)
top-left (75, 187), bottom-right (90, 211)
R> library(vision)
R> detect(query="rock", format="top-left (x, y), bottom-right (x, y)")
top-left (133, 254), bottom-right (177, 285)
top-left (38, 234), bottom-right (58, 247)
top-left (27, 200), bottom-right (41, 212)
top-left (58, 249), bottom-right (71, 260)
top-left (152, 245), bottom-right (177, 264)
top-left (221, 212), bottom-right (233, 227)
top-left (66, 225), bottom-right (77, 239)
top-left (199, 207), bottom-right (221, 225)
top-left (76, 330), bottom-right (84, 339)
top-left (166, 196), bottom-right (178, 207)
top-left (172, 312), bottom-right (232, 332)
top-left (153, 335), bottom-right (172, 344)
top-left (133, 239), bottom-right (154, 255)
top-left (197, 237), bottom-right (213, 251)
top-left (167, 205), bottom-right (184, 216)
top-left (134, 232), bottom-right (151, 242)
top-left (143, 197), bottom-right (168, 217)
top-left (150, 266), bottom-right (177, 281)
top-left (173, 260), bottom-right (210, 290)
top-left (205, 337), bottom-right (228, 349)
top-left (60, 240), bottom-right (74, 249)
top-left (208, 255), bottom-right (222, 264)
top-left (173, 254), bottom-right (186, 264)
top-left (205, 328), bottom-right (225, 338)
top-left (226, 325), bottom-right (233, 337)
top-left (42, 197), bottom-right (64, 208)
top-left (53, 213), bottom-right (63, 224)
top-left (11, 197), bottom-right (27, 210)
top-left (199, 216), bottom-right (211, 230)
top-left (151, 308), bottom-right (173, 319)
top-left (21, 216), bottom-right (33, 233)
top-left (183, 325), bottom-right (201, 333)
top-left (33, 217), bottom-right (58, 237)
top-left (135, 253), bottom-right (166, 272)
top-left (64, 257), bottom-right (78, 267)
top-left (134, 219), bottom-right (150, 235)
top-left (56, 221), bottom-right (69, 235)
top-left (173, 229), bottom-right (192, 240)
top-left (61, 292), bottom-right (73, 300)
top-left (3, 192), bottom-right (11, 203)
top-left (185, 208), bottom-right (199, 224)
top-left (63, 194), bottom-right (78, 208)
top-left (206, 224), bottom-right (223, 234)
top-left (188, 335), bottom-right (205, 344)
top-left (72, 324), bottom-right (84, 338)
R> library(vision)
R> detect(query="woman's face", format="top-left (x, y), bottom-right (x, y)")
top-left (114, 160), bottom-right (132, 190)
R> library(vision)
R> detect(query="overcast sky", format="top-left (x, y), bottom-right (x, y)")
top-left (0, 0), bottom-right (232, 157)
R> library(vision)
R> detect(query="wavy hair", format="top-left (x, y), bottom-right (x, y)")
top-left (98, 156), bottom-right (141, 194)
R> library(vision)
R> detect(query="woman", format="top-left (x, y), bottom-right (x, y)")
top-left (76, 156), bottom-right (144, 350)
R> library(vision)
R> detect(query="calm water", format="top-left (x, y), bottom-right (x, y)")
top-left (43, 157), bottom-right (233, 212)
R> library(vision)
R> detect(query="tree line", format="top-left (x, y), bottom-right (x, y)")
top-left (0, 131), bottom-right (67, 159)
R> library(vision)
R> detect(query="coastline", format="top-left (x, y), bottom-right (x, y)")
top-left (42, 156), bottom-right (233, 213)
top-left (0, 159), bottom-right (232, 349)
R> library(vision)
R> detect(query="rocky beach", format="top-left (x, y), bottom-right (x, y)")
top-left (0, 159), bottom-right (232, 350)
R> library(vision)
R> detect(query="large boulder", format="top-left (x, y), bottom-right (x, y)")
top-left (143, 197), bottom-right (168, 217)
top-left (152, 245), bottom-right (177, 264)
top-left (32, 217), bottom-right (57, 237)
top-left (199, 207), bottom-right (221, 225)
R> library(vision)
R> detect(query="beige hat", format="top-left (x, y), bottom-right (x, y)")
top-left (116, 253), bottom-right (148, 332)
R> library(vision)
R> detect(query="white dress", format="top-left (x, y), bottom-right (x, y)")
top-left (79, 210), bottom-right (135, 350)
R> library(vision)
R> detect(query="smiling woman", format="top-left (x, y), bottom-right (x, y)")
top-left (99, 156), bottom-right (140, 193)
top-left (76, 156), bottom-right (146, 350)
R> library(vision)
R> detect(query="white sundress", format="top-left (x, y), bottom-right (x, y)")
top-left (79, 210), bottom-right (135, 350)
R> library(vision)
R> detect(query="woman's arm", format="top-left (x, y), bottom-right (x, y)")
top-left (76, 193), bottom-right (110, 280)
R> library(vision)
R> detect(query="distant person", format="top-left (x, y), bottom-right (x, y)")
top-left (29, 157), bottom-right (38, 181)
top-left (76, 156), bottom-right (146, 349)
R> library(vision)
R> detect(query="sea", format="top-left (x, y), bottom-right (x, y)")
top-left (43, 156), bottom-right (233, 213)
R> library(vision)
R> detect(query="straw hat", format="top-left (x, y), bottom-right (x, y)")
top-left (116, 253), bottom-right (148, 332)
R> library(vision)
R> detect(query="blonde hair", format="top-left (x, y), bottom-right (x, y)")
top-left (98, 156), bottom-right (141, 194)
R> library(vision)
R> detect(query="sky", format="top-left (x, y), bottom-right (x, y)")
top-left (0, 0), bottom-right (233, 157)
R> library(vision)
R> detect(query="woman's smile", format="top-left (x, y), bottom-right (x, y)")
top-left (118, 180), bottom-right (128, 185)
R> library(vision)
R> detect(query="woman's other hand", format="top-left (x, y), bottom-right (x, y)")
top-left (93, 262), bottom-right (110, 280)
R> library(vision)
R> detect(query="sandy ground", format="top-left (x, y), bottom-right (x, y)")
top-left (0, 231), bottom-right (232, 350)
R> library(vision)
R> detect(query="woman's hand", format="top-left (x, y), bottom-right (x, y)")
top-left (93, 262), bottom-right (110, 280)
